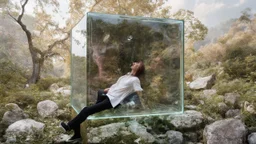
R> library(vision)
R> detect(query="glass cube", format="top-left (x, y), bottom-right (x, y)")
top-left (71, 12), bottom-right (184, 119)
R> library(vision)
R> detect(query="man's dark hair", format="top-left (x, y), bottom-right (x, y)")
top-left (135, 61), bottom-right (145, 77)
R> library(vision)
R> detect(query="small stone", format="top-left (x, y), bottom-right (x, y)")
top-left (248, 133), bottom-right (256, 144)
top-left (189, 74), bottom-right (216, 90)
top-left (225, 109), bottom-right (240, 118)
top-left (224, 93), bottom-right (240, 105)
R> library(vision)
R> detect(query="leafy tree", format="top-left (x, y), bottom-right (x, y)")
top-left (3, 0), bottom-right (68, 84)
top-left (2, 0), bottom-right (103, 84)
top-left (173, 9), bottom-right (208, 42)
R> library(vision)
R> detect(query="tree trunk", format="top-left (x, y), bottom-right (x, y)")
top-left (8, 0), bottom-right (69, 84)
top-left (8, 0), bottom-right (44, 84)
top-left (27, 53), bottom-right (44, 84)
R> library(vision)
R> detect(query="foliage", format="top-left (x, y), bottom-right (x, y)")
top-left (189, 8), bottom-right (256, 73)
top-left (242, 111), bottom-right (256, 127)
top-left (37, 77), bottom-right (69, 91)
top-left (197, 96), bottom-right (223, 120)
top-left (173, 9), bottom-right (208, 42)
top-left (0, 58), bottom-right (27, 97)
top-left (2, 0), bottom-right (72, 84)
top-left (223, 49), bottom-right (256, 80)
top-left (138, 116), bottom-right (176, 134)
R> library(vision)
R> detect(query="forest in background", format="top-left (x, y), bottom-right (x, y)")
top-left (0, 0), bottom-right (256, 143)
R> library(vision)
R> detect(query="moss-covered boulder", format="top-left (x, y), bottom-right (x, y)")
top-left (203, 118), bottom-right (247, 144)
top-left (4, 119), bottom-right (45, 143)
top-left (1, 103), bottom-right (28, 126)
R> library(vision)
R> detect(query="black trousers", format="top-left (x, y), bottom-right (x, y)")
top-left (68, 90), bottom-right (113, 131)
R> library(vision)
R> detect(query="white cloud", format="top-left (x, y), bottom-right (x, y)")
top-left (10, 0), bottom-right (35, 16)
top-left (193, 2), bottom-right (225, 23)
top-left (233, 0), bottom-right (246, 7)
top-left (165, 0), bottom-right (185, 13)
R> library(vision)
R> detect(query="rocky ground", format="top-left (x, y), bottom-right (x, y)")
top-left (1, 74), bottom-right (256, 143)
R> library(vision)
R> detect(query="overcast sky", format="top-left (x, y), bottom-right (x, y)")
top-left (21, 0), bottom-right (256, 28)
top-left (166, 0), bottom-right (256, 27)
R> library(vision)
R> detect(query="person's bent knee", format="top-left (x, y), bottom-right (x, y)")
top-left (98, 89), bottom-right (105, 96)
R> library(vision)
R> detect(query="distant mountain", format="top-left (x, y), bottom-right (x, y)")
top-left (0, 15), bottom-right (33, 68)
top-left (194, 19), bottom-right (236, 50)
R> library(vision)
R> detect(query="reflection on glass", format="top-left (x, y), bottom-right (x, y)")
top-left (71, 12), bottom-right (184, 119)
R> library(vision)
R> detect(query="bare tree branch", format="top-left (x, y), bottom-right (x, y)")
top-left (90, 0), bottom-right (103, 11)
top-left (44, 32), bottom-right (70, 57)
top-left (38, 21), bottom-right (59, 35)
top-left (17, 0), bottom-right (29, 22)
top-left (7, 10), bottom-right (18, 22)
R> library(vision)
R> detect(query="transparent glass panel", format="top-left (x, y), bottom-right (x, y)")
top-left (71, 12), bottom-right (184, 119)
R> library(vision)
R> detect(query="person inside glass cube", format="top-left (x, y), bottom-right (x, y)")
top-left (60, 61), bottom-right (145, 143)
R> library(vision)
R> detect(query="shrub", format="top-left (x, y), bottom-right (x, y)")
top-left (56, 99), bottom-right (69, 109)
top-left (213, 78), bottom-right (253, 96)
top-left (242, 111), bottom-right (256, 127)
top-left (197, 95), bottom-right (223, 119)
top-left (0, 59), bottom-right (27, 90)
top-left (0, 84), bottom-right (7, 97)
top-left (36, 77), bottom-right (69, 91)
top-left (223, 46), bottom-right (256, 80)
top-left (8, 93), bottom-right (36, 109)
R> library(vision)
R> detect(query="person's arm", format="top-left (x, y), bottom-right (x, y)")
top-left (104, 88), bottom-right (109, 93)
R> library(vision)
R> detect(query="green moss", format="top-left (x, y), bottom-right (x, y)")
top-left (196, 95), bottom-right (224, 119)
top-left (213, 78), bottom-right (253, 95)
top-left (7, 93), bottom-right (36, 109)
top-left (87, 118), bottom-right (128, 128)
top-left (242, 111), bottom-right (256, 127)
top-left (138, 116), bottom-right (176, 134)
top-left (36, 77), bottom-right (69, 91)
top-left (223, 53), bottom-right (256, 80)
top-left (56, 99), bottom-right (69, 109)
top-left (101, 133), bottom-right (146, 144)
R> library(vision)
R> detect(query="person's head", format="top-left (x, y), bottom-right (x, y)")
top-left (131, 61), bottom-right (145, 77)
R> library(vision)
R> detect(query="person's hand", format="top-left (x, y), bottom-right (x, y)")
top-left (104, 88), bottom-right (109, 93)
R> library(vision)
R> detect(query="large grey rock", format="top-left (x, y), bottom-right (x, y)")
top-left (224, 93), bottom-right (240, 105)
top-left (87, 122), bottom-right (126, 143)
top-left (37, 100), bottom-right (58, 118)
top-left (203, 118), bottom-right (247, 144)
top-left (166, 130), bottom-right (183, 144)
top-left (1, 103), bottom-right (28, 126)
top-left (4, 119), bottom-right (45, 143)
top-left (128, 121), bottom-right (155, 143)
top-left (189, 74), bottom-right (216, 90)
top-left (167, 110), bottom-right (204, 130)
top-left (248, 133), bottom-right (256, 144)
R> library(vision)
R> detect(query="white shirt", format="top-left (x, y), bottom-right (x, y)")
top-left (106, 73), bottom-right (143, 107)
